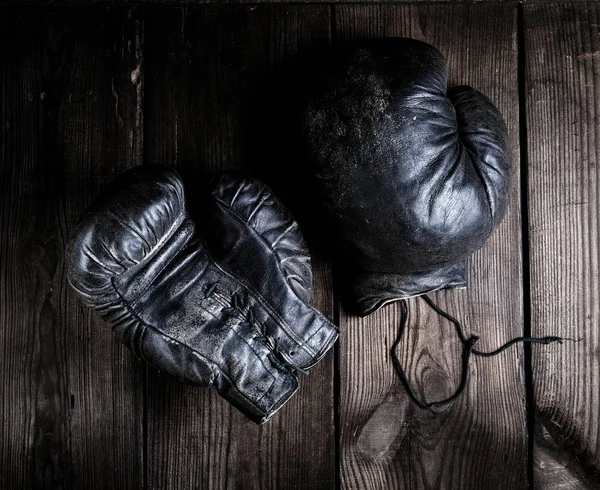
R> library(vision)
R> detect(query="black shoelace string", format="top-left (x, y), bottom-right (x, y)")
top-left (391, 295), bottom-right (563, 410)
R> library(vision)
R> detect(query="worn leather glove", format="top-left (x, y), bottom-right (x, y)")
top-left (305, 38), bottom-right (511, 316)
top-left (66, 165), bottom-right (338, 424)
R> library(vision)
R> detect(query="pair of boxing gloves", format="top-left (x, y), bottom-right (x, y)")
top-left (66, 38), bottom-right (510, 423)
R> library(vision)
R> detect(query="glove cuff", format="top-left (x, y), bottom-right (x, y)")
top-left (345, 261), bottom-right (467, 316)
top-left (215, 369), bottom-right (299, 425)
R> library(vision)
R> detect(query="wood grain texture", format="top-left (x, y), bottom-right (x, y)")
top-left (0, 7), bottom-right (144, 489)
top-left (334, 5), bottom-right (528, 489)
top-left (0, 0), bottom-right (516, 7)
top-left (143, 6), bottom-right (336, 489)
top-left (525, 3), bottom-right (600, 487)
top-left (1, 0), bottom-right (592, 6)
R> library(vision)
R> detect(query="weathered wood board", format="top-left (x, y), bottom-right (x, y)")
top-left (0, 0), bottom-right (595, 6)
top-left (334, 5), bottom-right (528, 489)
top-left (525, 3), bottom-right (600, 487)
top-left (0, 8), bottom-right (144, 489)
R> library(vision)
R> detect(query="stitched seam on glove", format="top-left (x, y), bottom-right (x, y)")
top-left (209, 255), bottom-right (318, 361)
top-left (302, 321), bottom-right (339, 363)
top-left (361, 283), bottom-right (458, 318)
top-left (118, 216), bottom-right (192, 308)
top-left (229, 330), bottom-right (277, 405)
top-left (212, 192), bottom-right (312, 299)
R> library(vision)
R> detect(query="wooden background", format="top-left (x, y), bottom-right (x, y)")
top-left (1, 3), bottom-right (599, 489)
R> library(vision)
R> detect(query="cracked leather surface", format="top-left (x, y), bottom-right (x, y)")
top-left (66, 165), bottom-right (338, 424)
top-left (304, 38), bottom-right (511, 316)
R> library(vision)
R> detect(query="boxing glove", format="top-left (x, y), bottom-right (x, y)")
top-left (66, 165), bottom-right (338, 424)
top-left (304, 38), bottom-right (511, 316)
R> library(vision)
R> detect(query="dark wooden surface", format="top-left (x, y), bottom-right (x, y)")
top-left (1, 3), bottom-right (599, 489)
top-left (0, 0), bottom-right (595, 5)
top-left (525, 3), bottom-right (600, 488)
top-left (0, 8), bottom-right (145, 489)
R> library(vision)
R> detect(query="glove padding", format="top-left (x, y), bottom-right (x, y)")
top-left (66, 165), bottom-right (338, 424)
top-left (305, 38), bottom-right (511, 316)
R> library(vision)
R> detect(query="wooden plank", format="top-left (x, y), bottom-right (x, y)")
top-left (0, 0), bottom-right (524, 6)
top-left (143, 6), bottom-right (335, 489)
top-left (1, 0), bottom-right (593, 6)
top-left (334, 5), bottom-right (527, 489)
top-left (0, 7), bottom-right (144, 489)
top-left (525, 3), bottom-right (600, 487)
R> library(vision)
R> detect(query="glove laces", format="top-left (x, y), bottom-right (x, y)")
top-left (205, 284), bottom-right (308, 377)
top-left (391, 295), bottom-right (563, 409)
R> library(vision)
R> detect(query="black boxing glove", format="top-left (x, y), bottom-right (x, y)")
top-left (305, 38), bottom-right (511, 316)
top-left (66, 165), bottom-right (338, 424)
